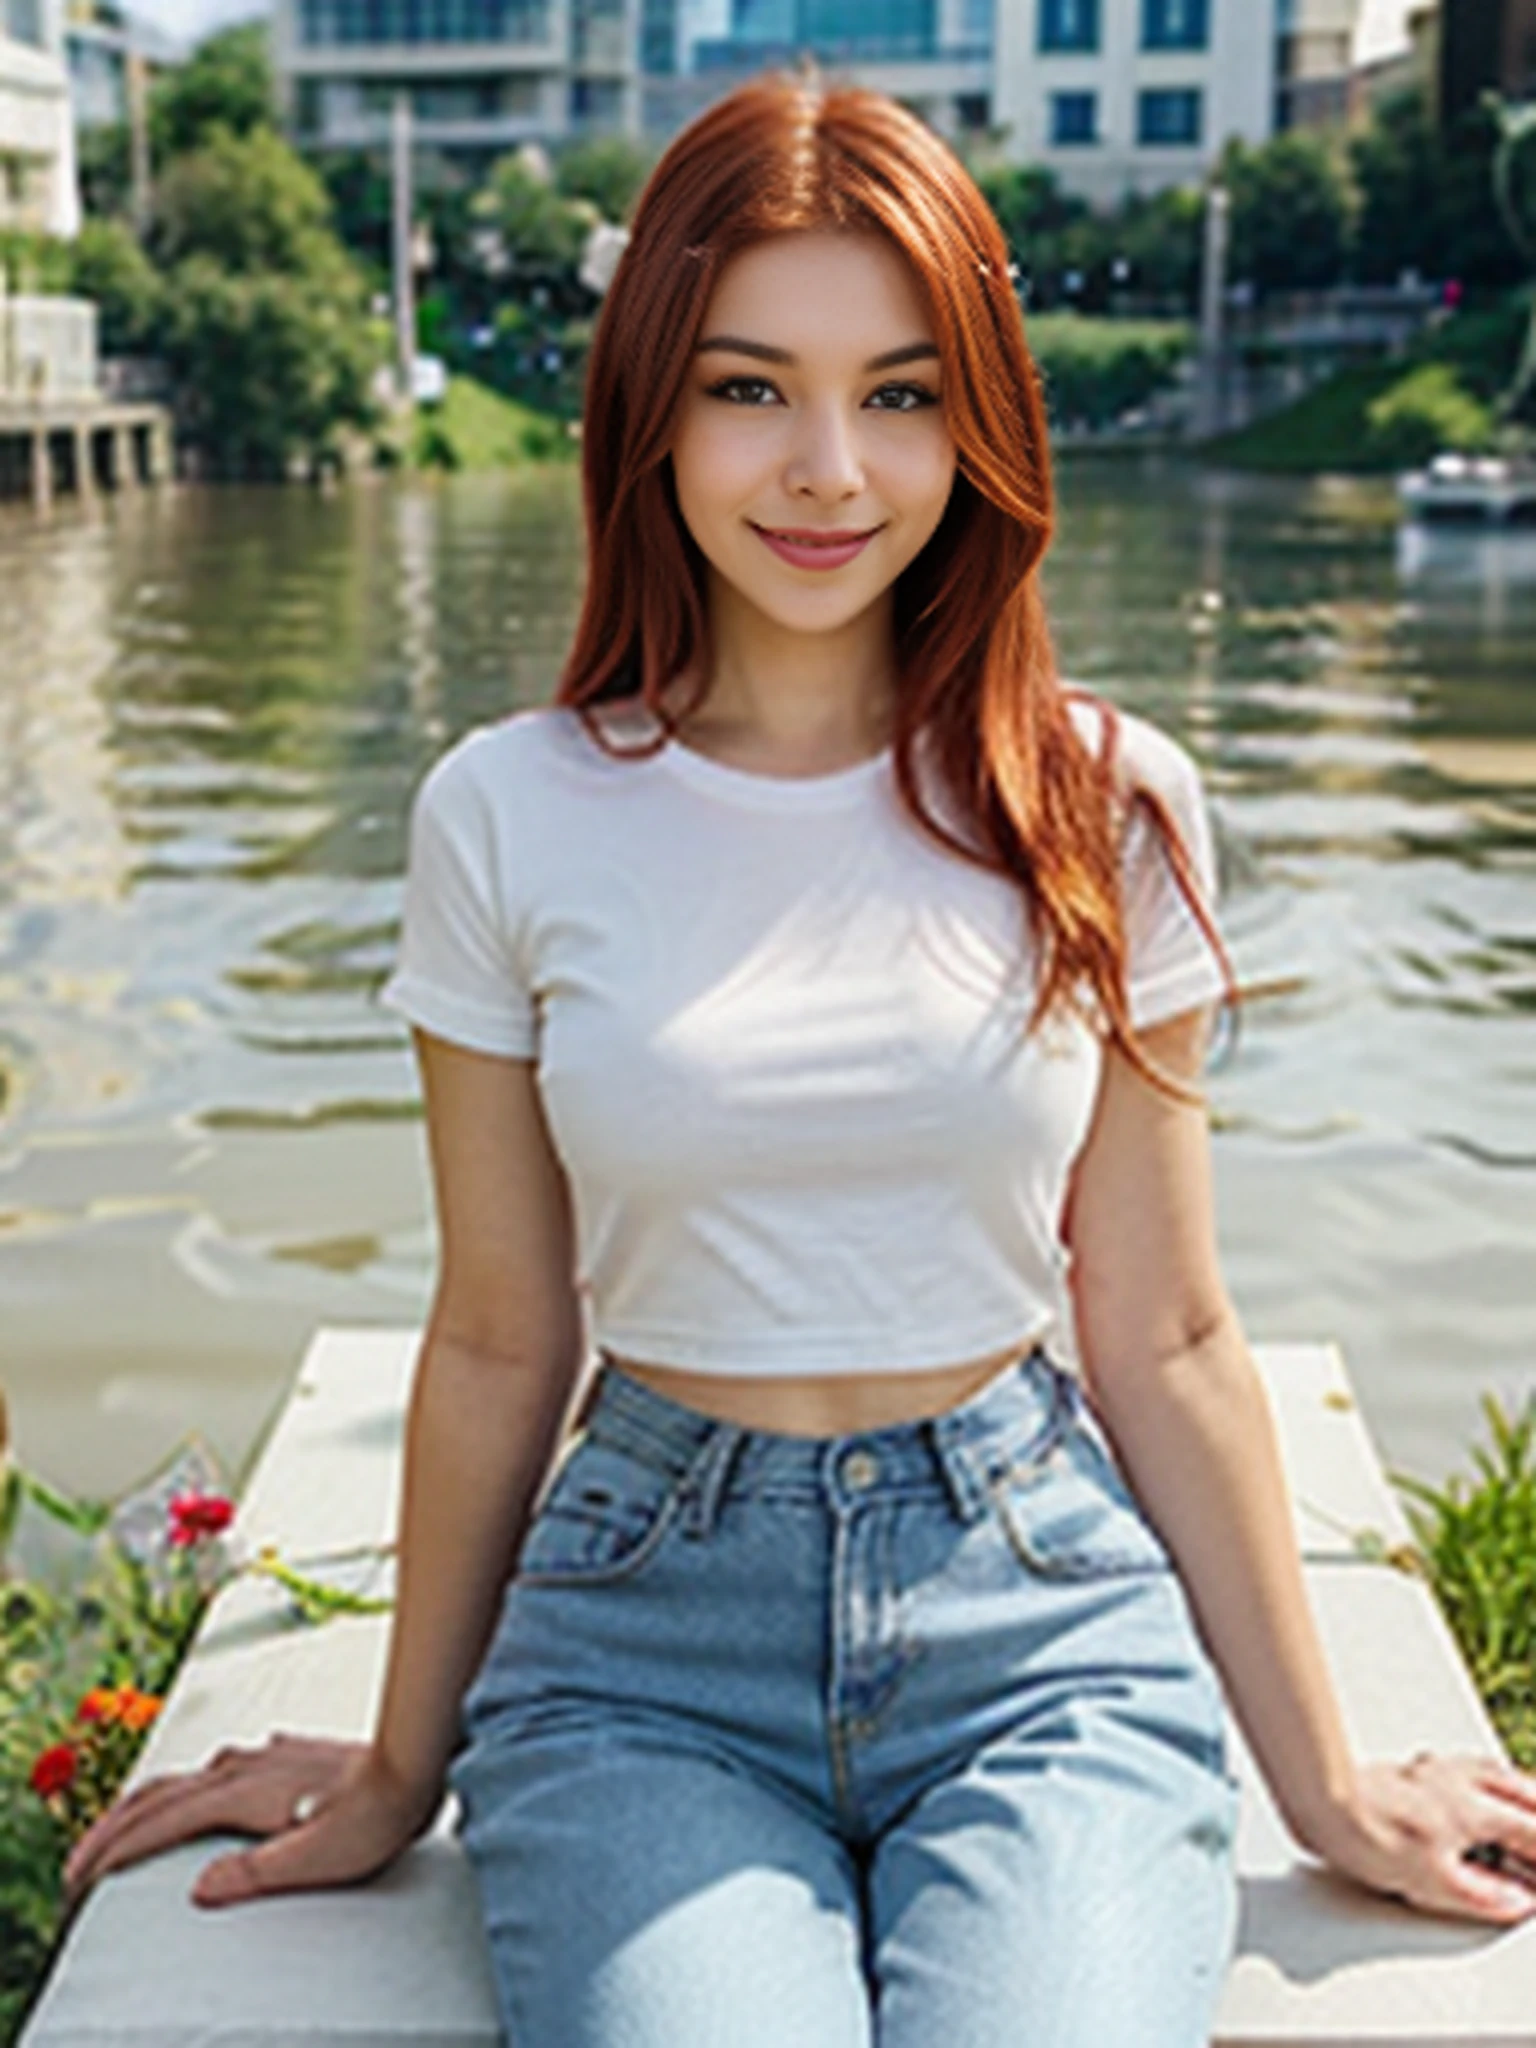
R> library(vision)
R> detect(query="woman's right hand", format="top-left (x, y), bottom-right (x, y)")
top-left (61, 1733), bottom-right (442, 1912)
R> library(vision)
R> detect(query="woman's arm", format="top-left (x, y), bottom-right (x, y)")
top-left (1060, 1006), bottom-right (1536, 1924)
top-left (370, 1026), bottom-right (587, 1811)
top-left (61, 1026), bottom-right (587, 1908)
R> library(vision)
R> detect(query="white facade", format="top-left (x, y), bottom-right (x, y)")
top-left (993, 0), bottom-right (1277, 203)
top-left (1, 0), bottom-right (80, 238)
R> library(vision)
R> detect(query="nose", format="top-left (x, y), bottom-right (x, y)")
top-left (784, 399), bottom-right (865, 501)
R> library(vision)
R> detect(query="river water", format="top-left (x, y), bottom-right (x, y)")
top-left (1, 457), bottom-right (1533, 1512)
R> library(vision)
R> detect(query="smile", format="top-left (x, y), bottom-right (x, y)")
top-left (750, 524), bottom-right (883, 570)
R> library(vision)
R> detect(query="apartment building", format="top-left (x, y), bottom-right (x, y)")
top-left (271, 0), bottom-right (644, 160)
top-left (992, 0), bottom-right (1276, 204)
top-left (272, 0), bottom-right (1279, 201)
top-left (1, 0), bottom-right (79, 237)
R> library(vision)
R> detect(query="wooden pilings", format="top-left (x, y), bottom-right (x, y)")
top-left (0, 402), bottom-right (174, 510)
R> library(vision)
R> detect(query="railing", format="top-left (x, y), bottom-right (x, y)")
top-left (691, 34), bottom-right (990, 66)
top-left (296, 0), bottom-right (551, 48)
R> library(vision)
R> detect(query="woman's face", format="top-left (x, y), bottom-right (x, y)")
top-left (668, 230), bottom-right (958, 639)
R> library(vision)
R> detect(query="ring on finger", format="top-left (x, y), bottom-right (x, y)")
top-left (1464, 1840), bottom-right (1506, 1871)
top-left (290, 1790), bottom-right (323, 1828)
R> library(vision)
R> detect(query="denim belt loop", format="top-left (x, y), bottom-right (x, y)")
top-left (678, 1423), bottom-right (745, 1539)
top-left (922, 1417), bottom-right (995, 1527)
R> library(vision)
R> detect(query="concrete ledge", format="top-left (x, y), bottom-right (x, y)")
top-left (18, 1330), bottom-right (1536, 2046)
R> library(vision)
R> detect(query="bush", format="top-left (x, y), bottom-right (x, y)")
top-left (1364, 360), bottom-right (1497, 465)
top-left (1027, 312), bottom-right (1191, 431)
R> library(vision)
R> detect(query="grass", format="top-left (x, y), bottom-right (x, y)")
top-left (400, 374), bottom-right (575, 472)
top-left (1390, 1392), bottom-right (1536, 1770)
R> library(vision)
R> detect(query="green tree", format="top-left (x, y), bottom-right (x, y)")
top-left (1434, 97), bottom-right (1529, 292)
top-left (1101, 187), bottom-right (1203, 312)
top-left (311, 148), bottom-right (393, 278)
top-left (66, 219), bottom-right (164, 353)
top-left (1347, 84), bottom-right (1441, 283)
top-left (976, 163), bottom-right (1093, 306)
top-left (1347, 85), bottom-right (1526, 292)
top-left (154, 124), bottom-right (336, 274)
top-left (149, 129), bottom-right (382, 477)
top-left (152, 19), bottom-right (275, 160)
top-left (552, 134), bottom-right (652, 224)
top-left (1221, 130), bottom-right (1350, 294)
top-left (473, 150), bottom-right (598, 280)
top-left (69, 23), bottom-right (277, 228)
top-left (162, 255), bottom-right (379, 478)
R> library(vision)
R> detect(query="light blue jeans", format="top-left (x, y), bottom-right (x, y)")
top-left (447, 1346), bottom-right (1242, 2048)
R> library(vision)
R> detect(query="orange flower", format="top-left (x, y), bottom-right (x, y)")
top-left (73, 1682), bottom-right (162, 1731)
top-left (30, 1743), bottom-right (78, 1798)
top-left (118, 1688), bottom-right (162, 1731)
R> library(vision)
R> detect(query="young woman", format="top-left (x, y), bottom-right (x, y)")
top-left (63, 72), bottom-right (1536, 2048)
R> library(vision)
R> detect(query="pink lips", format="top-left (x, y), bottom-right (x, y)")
top-left (751, 523), bottom-right (882, 571)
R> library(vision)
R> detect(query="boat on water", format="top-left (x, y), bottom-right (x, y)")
top-left (1397, 449), bottom-right (1536, 526)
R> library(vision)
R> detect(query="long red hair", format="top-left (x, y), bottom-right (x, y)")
top-left (555, 70), bottom-right (1237, 1094)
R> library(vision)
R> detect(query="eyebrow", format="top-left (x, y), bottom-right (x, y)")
top-left (694, 337), bottom-right (940, 371)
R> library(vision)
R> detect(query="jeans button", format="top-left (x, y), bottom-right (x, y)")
top-left (840, 1447), bottom-right (881, 1492)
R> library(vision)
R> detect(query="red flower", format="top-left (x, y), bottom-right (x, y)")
top-left (30, 1743), bottom-right (79, 1798)
top-left (168, 1491), bottom-right (234, 1547)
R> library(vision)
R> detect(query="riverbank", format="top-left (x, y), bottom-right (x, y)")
top-left (1202, 289), bottom-right (1533, 473)
top-left (378, 374), bottom-right (575, 474)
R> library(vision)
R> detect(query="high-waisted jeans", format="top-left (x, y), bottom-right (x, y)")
top-left (446, 1345), bottom-right (1242, 2048)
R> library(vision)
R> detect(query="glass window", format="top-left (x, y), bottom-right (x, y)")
top-left (1142, 0), bottom-right (1207, 51)
top-left (1037, 0), bottom-right (1097, 53)
top-left (1136, 86), bottom-right (1201, 145)
top-left (960, 0), bottom-right (992, 46)
top-left (1049, 90), bottom-right (1097, 145)
top-left (297, 0), bottom-right (549, 41)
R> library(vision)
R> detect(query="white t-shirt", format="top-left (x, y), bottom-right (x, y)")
top-left (378, 698), bottom-right (1227, 1377)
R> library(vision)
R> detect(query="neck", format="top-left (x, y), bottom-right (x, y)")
top-left (670, 574), bottom-right (898, 774)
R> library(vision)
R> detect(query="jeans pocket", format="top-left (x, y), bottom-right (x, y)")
top-left (513, 1430), bottom-right (687, 1588)
top-left (991, 1382), bottom-right (1173, 1580)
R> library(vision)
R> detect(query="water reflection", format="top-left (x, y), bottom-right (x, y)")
top-left (0, 456), bottom-right (1531, 1503)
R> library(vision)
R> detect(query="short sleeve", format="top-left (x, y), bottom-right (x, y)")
top-left (1119, 728), bottom-right (1229, 1031)
top-left (377, 738), bottom-right (538, 1058)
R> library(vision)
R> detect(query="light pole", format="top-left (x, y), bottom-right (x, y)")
top-left (1195, 179), bottom-right (1230, 441)
top-left (391, 91), bottom-right (416, 405)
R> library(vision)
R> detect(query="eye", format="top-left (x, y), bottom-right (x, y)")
top-left (867, 382), bottom-right (940, 412)
top-left (703, 375), bottom-right (781, 406)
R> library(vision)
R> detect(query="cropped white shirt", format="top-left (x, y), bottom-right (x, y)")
top-left (378, 699), bottom-right (1227, 1376)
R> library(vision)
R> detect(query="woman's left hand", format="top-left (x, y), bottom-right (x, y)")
top-left (1306, 1752), bottom-right (1536, 1923)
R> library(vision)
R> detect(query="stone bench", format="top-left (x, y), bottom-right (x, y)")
top-left (19, 1329), bottom-right (1536, 2046)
